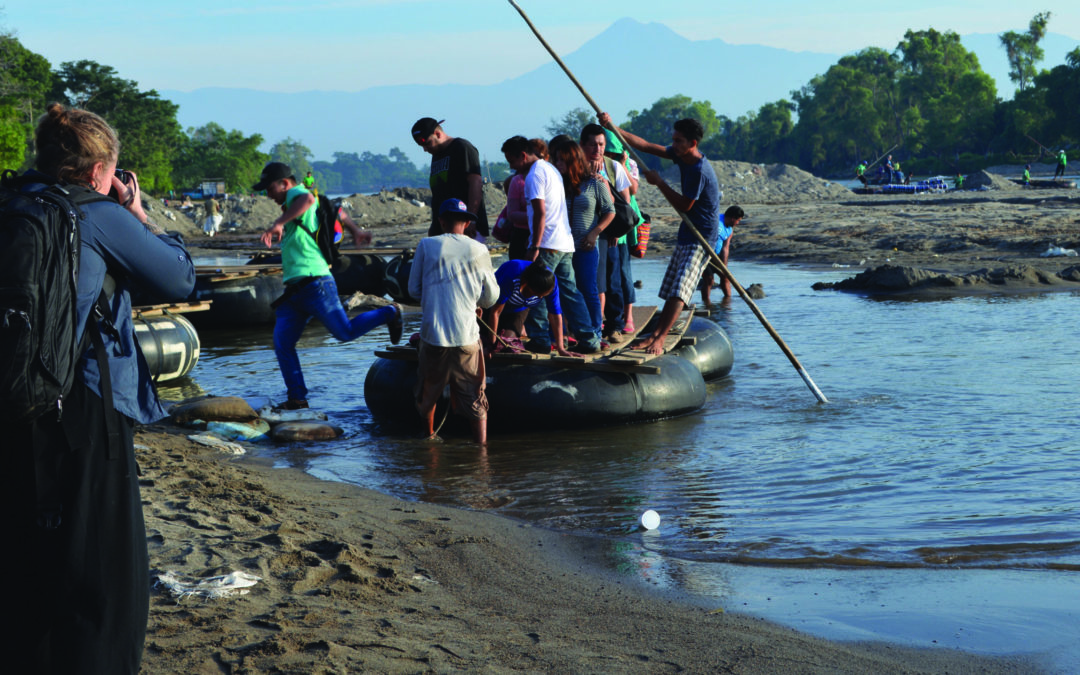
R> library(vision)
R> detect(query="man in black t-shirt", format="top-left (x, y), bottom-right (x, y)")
top-left (411, 117), bottom-right (488, 238)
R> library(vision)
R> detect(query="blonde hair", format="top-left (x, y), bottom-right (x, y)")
top-left (34, 102), bottom-right (119, 187)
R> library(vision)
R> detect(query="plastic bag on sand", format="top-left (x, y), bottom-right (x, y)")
top-left (257, 405), bottom-right (329, 424)
top-left (1040, 246), bottom-right (1078, 258)
top-left (187, 432), bottom-right (246, 455)
top-left (157, 570), bottom-right (261, 600)
top-left (207, 419), bottom-right (270, 441)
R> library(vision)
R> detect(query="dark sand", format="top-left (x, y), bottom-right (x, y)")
top-left (139, 428), bottom-right (1039, 673)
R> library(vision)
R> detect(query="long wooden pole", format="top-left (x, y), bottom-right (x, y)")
top-left (865, 144), bottom-right (899, 172)
top-left (507, 0), bottom-right (828, 404)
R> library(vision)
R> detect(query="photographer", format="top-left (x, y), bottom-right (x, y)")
top-left (3, 103), bottom-right (195, 673)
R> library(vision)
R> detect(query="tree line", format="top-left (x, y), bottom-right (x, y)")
top-left (593, 14), bottom-right (1077, 176)
top-left (2, 14), bottom-right (1076, 194)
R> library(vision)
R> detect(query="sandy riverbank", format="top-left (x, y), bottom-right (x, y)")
top-left (137, 425), bottom-right (1041, 673)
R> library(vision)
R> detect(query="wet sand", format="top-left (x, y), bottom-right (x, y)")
top-left (138, 426), bottom-right (1040, 673)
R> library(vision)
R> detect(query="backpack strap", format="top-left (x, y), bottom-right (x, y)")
top-left (89, 288), bottom-right (121, 458)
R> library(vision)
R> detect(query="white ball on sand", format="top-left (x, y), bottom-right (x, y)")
top-left (641, 509), bottom-right (661, 530)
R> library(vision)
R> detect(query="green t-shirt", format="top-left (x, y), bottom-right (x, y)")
top-left (281, 185), bottom-right (330, 283)
top-left (1059, 151), bottom-right (1067, 167)
top-left (303, 174), bottom-right (315, 188)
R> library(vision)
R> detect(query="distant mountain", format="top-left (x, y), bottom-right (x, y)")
top-left (162, 18), bottom-right (838, 166)
top-left (161, 19), bottom-right (1079, 168)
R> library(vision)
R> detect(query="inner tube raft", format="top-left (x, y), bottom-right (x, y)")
top-left (186, 270), bottom-right (283, 328)
top-left (134, 314), bottom-right (200, 382)
top-left (364, 319), bottom-right (733, 431)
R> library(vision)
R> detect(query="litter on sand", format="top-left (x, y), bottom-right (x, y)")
top-left (187, 433), bottom-right (246, 455)
top-left (157, 570), bottom-right (262, 600)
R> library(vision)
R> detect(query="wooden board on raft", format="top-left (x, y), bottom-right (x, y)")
top-left (374, 305), bottom-right (695, 375)
top-left (131, 301), bottom-right (212, 318)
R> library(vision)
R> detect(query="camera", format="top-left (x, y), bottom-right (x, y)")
top-left (109, 169), bottom-right (137, 207)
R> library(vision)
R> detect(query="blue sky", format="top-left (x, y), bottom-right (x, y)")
top-left (5, 1), bottom-right (1079, 93)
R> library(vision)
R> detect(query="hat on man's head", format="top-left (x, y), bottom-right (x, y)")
top-left (252, 162), bottom-right (292, 191)
top-left (439, 198), bottom-right (476, 221)
top-left (411, 117), bottom-right (445, 139)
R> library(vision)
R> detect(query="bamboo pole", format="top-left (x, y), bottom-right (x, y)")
top-left (507, 0), bottom-right (829, 404)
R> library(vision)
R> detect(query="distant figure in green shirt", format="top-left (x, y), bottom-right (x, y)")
top-left (1054, 150), bottom-right (1067, 180)
top-left (1023, 164), bottom-right (1031, 186)
top-left (256, 161), bottom-right (402, 410)
top-left (954, 173), bottom-right (964, 190)
top-left (303, 170), bottom-right (316, 193)
top-left (856, 160), bottom-right (868, 186)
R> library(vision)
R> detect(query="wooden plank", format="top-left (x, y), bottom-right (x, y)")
top-left (491, 352), bottom-right (537, 361)
top-left (132, 301), bottom-right (212, 318)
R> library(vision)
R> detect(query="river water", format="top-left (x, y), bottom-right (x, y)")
top-left (167, 257), bottom-right (1080, 670)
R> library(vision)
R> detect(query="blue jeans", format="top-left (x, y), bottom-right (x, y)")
top-left (572, 246), bottom-right (603, 337)
top-left (526, 250), bottom-right (600, 351)
top-left (273, 275), bottom-right (394, 401)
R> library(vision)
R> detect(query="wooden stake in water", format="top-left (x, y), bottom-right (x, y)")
top-left (506, 0), bottom-right (829, 404)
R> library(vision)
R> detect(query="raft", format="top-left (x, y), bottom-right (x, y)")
top-left (186, 267), bottom-right (284, 328)
top-left (363, 308), bottom-right (733, 431)
top-left (134, 313), bottom-right (200, 382)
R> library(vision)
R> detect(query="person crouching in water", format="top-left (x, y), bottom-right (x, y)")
top-left (257, 161), bottom-right (403, 410)
top-left (408, 199), bottom-right (499, 444)
top-left (482, 259), bottom-right (579, 358)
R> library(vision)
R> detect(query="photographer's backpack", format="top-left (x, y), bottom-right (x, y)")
top-left (0, 170), bottom-right (110, 421)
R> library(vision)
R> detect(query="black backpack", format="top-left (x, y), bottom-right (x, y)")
top-left (308, 194), bottom-right (349, 274)
top-left (602, 157), bottom-right (641, 240)
top-left (0, 171), bottom-right (110, 421)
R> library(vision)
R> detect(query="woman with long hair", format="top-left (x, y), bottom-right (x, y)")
top-left (553, 140), bottom-right (614, 343)
top-left (4, 103), bottom-right (195, 673)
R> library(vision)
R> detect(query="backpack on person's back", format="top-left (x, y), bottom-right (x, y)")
top-left (601, 157), bottom-right (640, 240)
top-left (310, 193), bottom-right (349, 274)
top-left (0, 170), bottom-right (111, 421)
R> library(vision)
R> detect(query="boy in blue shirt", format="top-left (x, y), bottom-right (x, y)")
top-left (699, 205), bottom-right (745, 307)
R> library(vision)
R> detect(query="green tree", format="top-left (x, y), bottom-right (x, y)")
top-left (790, 48), bottom-right (901, 171)
top-left (1036, 47), bottom-right (1080, 144)
top-left (896, 29), bottom-right (996, 156)
top-left (1000, 12), bottom-right (1052, 94)
top-left (314, 148), bottom-right (426, 193)
top-left (623, 95), bottom-right (720, 169)
top-left (50, 60), bottom-right (183, 192)
top-left (173, 123), bottom-right (268, 193)
top-left (0, 33), bottom-right (53, 169)
top-left (544, 107), bottom-right (596, 139)
top-left (269, 137), bottom-right (313, 177)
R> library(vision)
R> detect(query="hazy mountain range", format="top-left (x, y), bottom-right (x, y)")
top-left (161, 19), bottom-right (1079, 166)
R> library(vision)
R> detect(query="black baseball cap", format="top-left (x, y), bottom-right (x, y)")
top-left (252, 162), bottom-right (292, 191)
top-left (411, 117), bottom-right (445, 140)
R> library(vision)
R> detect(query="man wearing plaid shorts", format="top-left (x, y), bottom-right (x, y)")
top-left (598, 113), bottom-right (721, 354)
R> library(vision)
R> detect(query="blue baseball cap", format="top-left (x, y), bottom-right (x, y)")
top-left (439, 198), bottom-right (476, 221)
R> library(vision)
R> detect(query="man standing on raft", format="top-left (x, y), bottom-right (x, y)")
top-left (412, 117), bottom-right (489, 240)
top-left (598, 112), bottom-right (721, 355)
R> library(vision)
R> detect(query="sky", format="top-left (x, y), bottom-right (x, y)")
top-left (5, 1), bottom-right (1079, 94)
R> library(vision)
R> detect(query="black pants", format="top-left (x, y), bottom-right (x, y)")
top-left (508, 226), bottom-right (531, 261)
top-left (3, 383), bottom-right (147, 674)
